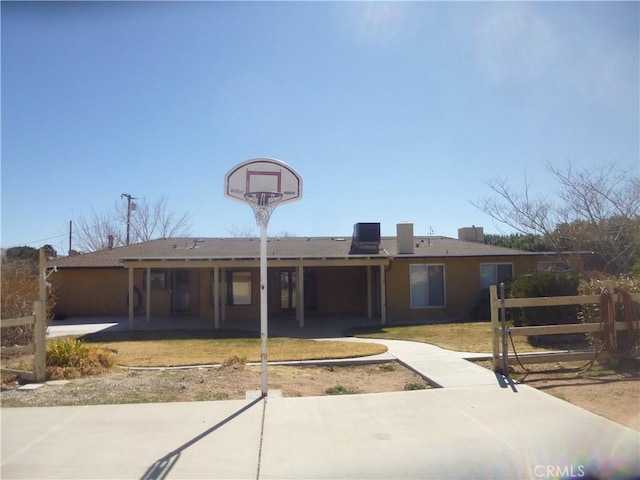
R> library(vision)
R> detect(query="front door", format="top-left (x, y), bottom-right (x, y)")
top-left (171, 270), bottom-right (191, 313)
top-left (278, 269), bottom-right (317, 312)
top-left (280, 270), bottom-right (296, 310)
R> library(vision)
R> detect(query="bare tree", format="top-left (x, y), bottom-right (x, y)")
top-left (129, 198), bottom-right (191, 242)
top-left (73, 197), bottom-right (191, 252)
top-left (225, 225), bottom-right (257, 238)
top-left (473, 161), bottom-right (640, 274)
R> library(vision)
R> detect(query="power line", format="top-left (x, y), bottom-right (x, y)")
top-left (3, 233), bottom-right (68, 248)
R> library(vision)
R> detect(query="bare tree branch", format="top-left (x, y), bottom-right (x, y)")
top-left (473, 160), bottom-right (640, 274)
top-left (72, 197), bottom-right (191, 252)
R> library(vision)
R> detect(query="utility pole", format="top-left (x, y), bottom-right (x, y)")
top-left (68, 220), bottom-right (72, 255)
top-left (121, 193), bottom-right (137, 245)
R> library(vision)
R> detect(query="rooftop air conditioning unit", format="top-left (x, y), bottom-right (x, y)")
top-left (350, 222), bottom-right (381, 254)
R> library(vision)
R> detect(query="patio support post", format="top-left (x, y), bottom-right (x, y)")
top-left (213, 266), bottom-right (220, 329)
top-left (379, 264), bottom-right (387, 325)
top-left (128, 267), bottom-right (134, 330)
top-left (297, 264), bottom-right (304, 328)
top-left (221, 268), bottom-right (226, 323)
top-left (145, 268), bottom-right (151, 323)
top-left (366, 266), bottom-right (373, 319)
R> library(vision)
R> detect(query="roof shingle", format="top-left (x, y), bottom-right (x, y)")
top-left (49, 236), bottom-right (539, 269)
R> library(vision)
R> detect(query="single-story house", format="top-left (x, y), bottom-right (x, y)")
top-left (49, 223), bottom-right (578, 329)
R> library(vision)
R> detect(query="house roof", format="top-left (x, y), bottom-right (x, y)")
top-left (49, 236), bottom-right (544, 269)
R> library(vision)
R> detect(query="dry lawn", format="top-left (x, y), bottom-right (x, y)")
top-left (349, 322), bottom-right (548, 353)
top-left (92, 337), bottom-right (387, 367)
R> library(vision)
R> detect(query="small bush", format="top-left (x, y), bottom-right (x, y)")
top-left (378, 363), bottom-right (396, 372)
top-left (468, 290), bottom-right (492, 322)
top-left (509, 273), bottom-right (581, 327)
top-left (221, 354), bottom-right (247, 369)
top-left (46, 338), bottom-right (116, 380)
top-left (47, 338), bottom-right (90, 367)
top-left (578, 274), bottom-right (640, 349)
top-left (468, 284), bottom-right (515, 322)
top-left (404, 382), bottom-right (426, 391)
top-left (1, 256), bottom-right (58, 347)
top-left (325, 384), bottom-right (358, 395)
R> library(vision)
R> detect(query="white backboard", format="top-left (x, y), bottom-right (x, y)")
top-left (224, 158), bottom-right (302, 205)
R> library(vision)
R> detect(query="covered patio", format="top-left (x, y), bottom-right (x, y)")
top-left (48, 313), bottom-right (391, 340)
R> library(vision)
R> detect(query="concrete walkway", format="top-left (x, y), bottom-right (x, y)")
top-left (3, 332), bottom-right (639, 479)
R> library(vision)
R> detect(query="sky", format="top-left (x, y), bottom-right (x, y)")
top-left (2, 1), bottom-right (638, 254)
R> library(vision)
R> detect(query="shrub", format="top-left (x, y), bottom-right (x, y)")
top-left (46, 338), bottom-right (116, 380)
top-left (221, 354), bottom-right (247, 368)
top-left (47, 338), bottom-right (90, 367)
top-left (1, 261), bottom-right (39, 347)
top-left (509, 272), bottom-right (581, 327)
top-left (404, 382), bottom-right (426, 391)
top-left (1, 257), bottom-right (58, 347)
top-left (578, 274), bottom-right (639, 349)
top-left (325, 384), bottom-right (358, 395)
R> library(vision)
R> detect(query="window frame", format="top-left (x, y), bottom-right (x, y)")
top-left (479, 262), bottom-right (514, 290)
top-left (409, 263), bottom-right (446, 309)
top-left (225, 270), bottom-right (253, 306)
top-left (142, 270), bottom-right (168, 291)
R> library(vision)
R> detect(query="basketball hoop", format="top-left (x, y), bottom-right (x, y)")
top-left (244, 191), bottom-right (283, 227)
top-left (224, 158), bottom-right (302, 397)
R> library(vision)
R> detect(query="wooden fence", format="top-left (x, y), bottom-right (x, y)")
top-left (0, 249), bottom-right (50, 382)
top-left (0, 301), bottom-right (47, 382)
top-left (490, 284), bottom-right (640, 372)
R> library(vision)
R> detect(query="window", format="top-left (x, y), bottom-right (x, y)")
top-left (410, 264), bottom-right (445, 308)
top-left (226, 271), bottom-right (252, 306)
top-left (480, 263), bottom-right (514, 290)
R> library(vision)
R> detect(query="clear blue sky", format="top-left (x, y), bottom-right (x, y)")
top-left (2, 1), bottom-right (638, 253)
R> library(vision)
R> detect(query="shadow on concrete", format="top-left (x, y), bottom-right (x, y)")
top-left (140, 396), bottom-right (264, 480)
top-left (495, 372), bottom-right (519, 392)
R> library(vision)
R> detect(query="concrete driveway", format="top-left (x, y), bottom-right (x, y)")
top-left (2, 386), bottom-right (639, 479)
top-left (2, 332), bottom-right (639, 479)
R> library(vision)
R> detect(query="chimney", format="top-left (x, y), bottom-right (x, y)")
top-left (396, 222), bottom-right (414, 254)
top-left (107, 234), bottom-right (114, 249)
top-left (458, 226), bottom-right (484, 243)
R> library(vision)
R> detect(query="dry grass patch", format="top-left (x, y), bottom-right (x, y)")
top-left (349, 322), bottom-right (550, 354)
top-left (79, 331), bottom-right (386, 367)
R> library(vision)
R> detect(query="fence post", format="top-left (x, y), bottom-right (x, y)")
top-left (490, 285), bottom-right (500, 371)
top-left (500, 282), bottom-right (508, 375)
top-left (34, 247), bottom-right (48, 382)
top-left (33, 300), bottom-right (46, 382)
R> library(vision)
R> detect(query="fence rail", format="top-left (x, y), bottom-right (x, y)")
top-left (490, 285), bottom-right (640, 372)
top-left (1, 315), bottom-right (36, 329)
top-left (0, 249), bottom-right (49, 383)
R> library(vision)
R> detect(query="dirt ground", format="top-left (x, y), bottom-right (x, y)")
top-left (0, 361), bottom-right (430, 407)
top-left (2, 359), bottom-right (638, 433)
top-left (506, 360), bottom-right (640, 432)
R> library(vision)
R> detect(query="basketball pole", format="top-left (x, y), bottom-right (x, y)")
top-left (259, 221), bottom-right (268, 397)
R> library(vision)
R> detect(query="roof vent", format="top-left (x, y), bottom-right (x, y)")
top-left (350, 223), bottom-right (381, 254)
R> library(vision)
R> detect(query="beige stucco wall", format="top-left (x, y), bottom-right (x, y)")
top-left (386, 256), bottom-right (541, 321)
top-left (54, 255), bottom-right (550, 322)
top-left (53, 268), bottom-right (131, 317)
